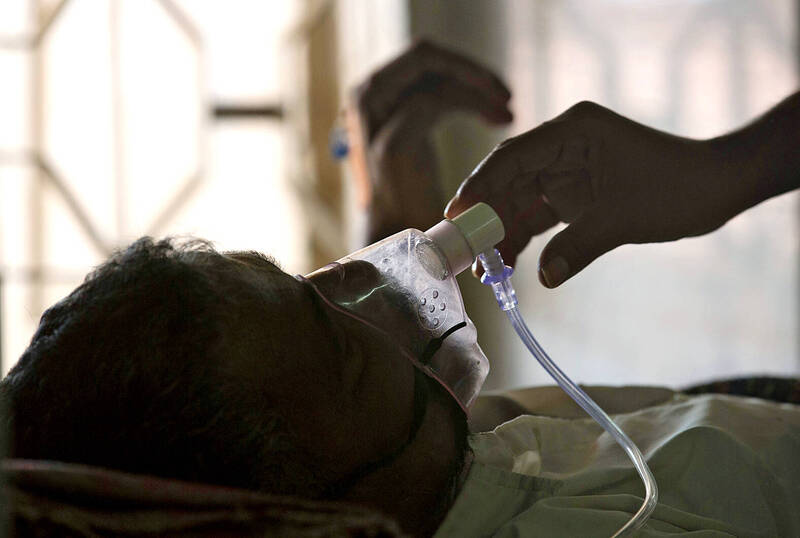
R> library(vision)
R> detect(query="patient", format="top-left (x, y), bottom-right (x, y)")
top-left (0, 238), bottom-right (471, 537)
top-left (2, 42), bottom-right (799, 538)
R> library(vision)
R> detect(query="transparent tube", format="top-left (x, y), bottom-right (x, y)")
top-left (479, 249), bottom-right (658, 537)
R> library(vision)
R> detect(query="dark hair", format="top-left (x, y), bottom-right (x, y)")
top-left (0, 237), bottom-right (326, 496)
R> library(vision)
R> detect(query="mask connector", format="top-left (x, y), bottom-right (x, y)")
top-left (479, 249), bottom-right (517, 311)
top-left (425, 203), bottom-right (504, 276)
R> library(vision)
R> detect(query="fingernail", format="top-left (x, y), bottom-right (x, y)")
top-left (444, 199), bottom-right (456, 217)
top-left (445, 197), bottom-right (466, 218)
top-left (471, 258), bottom-right (480, 277)
top-left (540, 257), bottom-right (569, 287)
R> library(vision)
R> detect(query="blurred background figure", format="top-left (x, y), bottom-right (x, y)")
top-left (0, 0), bottom-right (798, 391)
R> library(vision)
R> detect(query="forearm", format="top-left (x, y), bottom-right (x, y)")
top-left (364, 145), bottom-right (445, 244)
top-left (365, 190), bottom-right (407, 245)
top-left (366, 189), bottom-right (443, 244)
top-left (713, 90), bottom-right (800, 216)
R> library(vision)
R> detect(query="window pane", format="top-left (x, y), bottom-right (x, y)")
top-left (1, 0), bottom-right (304, 372)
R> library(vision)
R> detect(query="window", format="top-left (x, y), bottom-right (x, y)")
top-left (0, 0), bottom-right (304, 373)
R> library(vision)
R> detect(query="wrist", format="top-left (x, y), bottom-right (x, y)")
top-left (366, 183), bottom-right (444, 242)
top-left (705, 132), bottom-right (763, 221)
top-left (710, 92), bottom-right (800, 215)
top-left (365, 144), bottom-right (446, 241)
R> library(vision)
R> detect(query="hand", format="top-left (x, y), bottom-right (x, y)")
top-left (347, 40), bottom-right (513, 242)
top-left (446, 101), bottom-right (753, 287)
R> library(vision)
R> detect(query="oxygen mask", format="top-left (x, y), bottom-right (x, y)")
top-left (300, 203), bottom-right (504, 412)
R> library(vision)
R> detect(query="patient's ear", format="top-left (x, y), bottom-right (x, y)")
top-left (468, 395), bottom-right (529, 433)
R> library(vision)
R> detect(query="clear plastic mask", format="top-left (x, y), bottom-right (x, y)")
top-left (301, 228), bottom-right (489, 413)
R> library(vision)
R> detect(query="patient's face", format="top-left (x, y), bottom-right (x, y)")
top-left (221, 251), bottom-right (463, 493)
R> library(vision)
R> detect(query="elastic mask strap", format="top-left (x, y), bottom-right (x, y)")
top-left (296, 274), bottom-right (468, 413)
top-left (420, 321), bottom-right (467, 365)
top-left (321, 368), bottom-right (429, 499)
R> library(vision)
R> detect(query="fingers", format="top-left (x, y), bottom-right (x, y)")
top-left (445, 127), bottom-right (564, 220)
top-left (537, 136), bottom-right (596, 222)
top-left (445, 101), bottom-right (632, 285)
top-left (505, 195), bottom-right (560, 259)
top-left (471, 195), bottom-right (559, 278)
top-left (377, 76), bottom-right (512, 145)
top-left (445, 133), bottom-right (561, 275)
top-left (445, 115), bottom-right (600, 275)
top-left (357, 40), bottom-right (512, 140)
top-left (445, 102), bottom-right (607, 221)
top-left (538, 204), bottom-right (622, 288)
top-left (371, 40), bottom-right (511, 108)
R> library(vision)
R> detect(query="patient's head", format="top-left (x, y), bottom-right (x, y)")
top-left (0, 237), bottom-right (468, 534)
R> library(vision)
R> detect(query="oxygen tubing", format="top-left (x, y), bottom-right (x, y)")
top-left (478, 249), bottom-right (658, 537)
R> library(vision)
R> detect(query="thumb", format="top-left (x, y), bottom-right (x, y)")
top-left (538, 205), bottom-right (623, 288)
